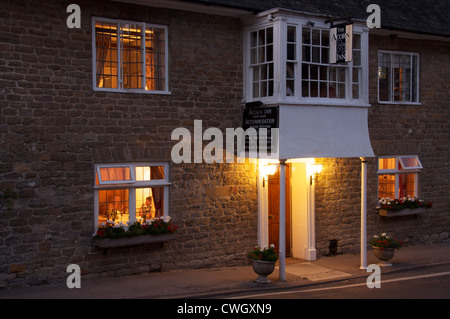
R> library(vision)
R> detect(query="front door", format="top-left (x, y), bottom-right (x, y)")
top-left (268, 168), bottom-right (291, 256)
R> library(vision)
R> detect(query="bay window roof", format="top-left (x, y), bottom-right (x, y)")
top-left (181, 0), bottom-right (450, 38)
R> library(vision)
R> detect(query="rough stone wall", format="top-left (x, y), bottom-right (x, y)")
top-left (0, 0), bottom-right (257, 288)
top-left (314, 34), bottom-right (450, 255)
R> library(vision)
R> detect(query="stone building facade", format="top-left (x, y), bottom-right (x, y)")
top-left (314, 34), bottom-right (450, 255)
top-left (1, 0), bottom-right (449, 288)
top-left (0, 0), bottom-right (257, 287)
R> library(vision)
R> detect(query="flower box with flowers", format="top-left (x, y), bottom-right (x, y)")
top-left (247, 245), bottom-right (279, 284)
top-left (370, 233), bottom-right (402, 266)
top-left (377, 196), bottom-right (432, 217)
top-left (93, 216), bottom-right (178, 249)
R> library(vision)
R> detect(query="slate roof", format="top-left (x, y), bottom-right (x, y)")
top-left (182, 0), bottom-right (450, 37)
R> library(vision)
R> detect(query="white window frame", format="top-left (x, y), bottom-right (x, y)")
top-left (377, 155), bottom-right (422, 199)
top-left (93, 162), bottom-right (170, 234)
top-left (92, 17), bottom-right (170, 95)
top-left (243, 14), bottom-right (369, 107)
top-left (377, 50), bottom-right (420, 104)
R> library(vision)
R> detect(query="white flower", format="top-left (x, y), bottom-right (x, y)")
top-left (270, 244), bottom-right (275, 248)
top-left (381, 233), bottom-right (387, 237)
top-left (100, 222), bottom-right (106, 226)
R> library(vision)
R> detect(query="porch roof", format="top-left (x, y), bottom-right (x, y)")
top-left (278, 105), bottom-right (374, 159)
top-left (249, 104), bottom-right (375, 160)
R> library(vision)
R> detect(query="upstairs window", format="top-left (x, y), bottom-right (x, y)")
top-left (378, 51), bottom-right (419, 103)
top-left (93, 18), bottom-right (169, 93)
top-left (250, 27), bottom-right (274, 98)
top-left (377, 155), bottom-right (422, 199)
top-left (301, 26), bottom-right (362, 100)
top-left (245, 18), bottom-right (368, 105)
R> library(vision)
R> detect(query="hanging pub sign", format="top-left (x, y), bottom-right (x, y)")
top-left (329, 22), bottom-right (353, 64)
top-left (242, 106), bottom-right (279, 155)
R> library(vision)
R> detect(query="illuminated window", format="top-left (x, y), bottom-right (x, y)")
top-left (378, 51), bottom-right (419, 103)
top-left (93, 18), bottom-right (168, 93)
top-left (94, 163), bottom-right (170, 231)
top-left (96, 165), bottom-right (133, 184)
top-left (377, 156), bottom-right (422, 199)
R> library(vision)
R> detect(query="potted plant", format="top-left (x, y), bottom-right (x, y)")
top-left (247, 244), bottom-right (279, 283)
top-left (93, 216), bottom-right (178, 250)
top-left (377, 196), bottom-right (432, 217)
top-left (370, 233), bottom-right (403, 266)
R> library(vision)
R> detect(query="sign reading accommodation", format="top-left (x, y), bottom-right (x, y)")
top-left (242, 106), bottom-right (279, 155)
top-left (330, 23), bottom-right (353, 63)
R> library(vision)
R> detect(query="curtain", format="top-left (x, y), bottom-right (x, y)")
top-left (151, 166), bottom-right (165, 217)
top-left (95, 28), bottom-right (112, 87)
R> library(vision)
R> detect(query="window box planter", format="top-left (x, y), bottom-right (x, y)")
top-left (378, 207), bottom-right (429, 217)
top-left (93, 233), bottom-right (176, 250)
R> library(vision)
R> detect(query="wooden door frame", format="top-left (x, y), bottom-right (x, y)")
top-left (257, 159), bottom-right (317, 261)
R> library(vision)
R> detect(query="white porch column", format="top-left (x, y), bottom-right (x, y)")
top-left (360, 157), bottom-right (368, 270)
top-left (279, 159), bottom-right (287, 281)
top-left (307, 168), bottom-right (317, 261)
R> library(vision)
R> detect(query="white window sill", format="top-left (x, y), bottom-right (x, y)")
top-left (377, 101), bottom-right (421, 106)
top-left (246, 98), bottom-right (371, 108)
top-left (93, 87), bottom-right (172, 95)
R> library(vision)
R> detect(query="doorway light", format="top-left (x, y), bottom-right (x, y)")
top-left (311, 164), bottom-right (323, 174)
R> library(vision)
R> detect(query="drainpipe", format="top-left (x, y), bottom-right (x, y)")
top-left (279, 159), bottom-right (287, 281)
top-left (360, 157), bottom-right (368, 270)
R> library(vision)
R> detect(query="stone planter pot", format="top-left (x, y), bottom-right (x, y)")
top-left (373, 246), bottom-right (395, 266)
top-left (93, 233), bottom-right (176, 251)
top-left (251, 260), bottom-right (276, 284)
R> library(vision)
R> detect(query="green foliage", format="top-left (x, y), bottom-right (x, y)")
top-left (378, 196), bottom-right (432, 211)
top-left (370, 233), bottom-right (403, 249)
top-left (247, 245), bottom-right (279, 262)
top-left (95, 217), bottom-right (179, 239)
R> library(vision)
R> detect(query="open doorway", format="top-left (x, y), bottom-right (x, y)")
top-left (267, 168), bottom-right (291, 256)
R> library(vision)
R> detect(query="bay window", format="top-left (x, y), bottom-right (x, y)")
top-left (92, 17), bottom-right (169, 93)
top-left (377, 155), bottom-right (422, 199)
top-left (94, 163), bottom-right (170, 232)
top-left (245, 16), bottom-right (368, 105)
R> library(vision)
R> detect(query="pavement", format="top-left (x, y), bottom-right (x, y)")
top-left (0, 242), bottom-right (449, 299)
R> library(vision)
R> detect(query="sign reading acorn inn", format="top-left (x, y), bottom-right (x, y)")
top-left (242, 106), bottom-right (279, 155)
top-left (330, 22), bottom-right (353, 64)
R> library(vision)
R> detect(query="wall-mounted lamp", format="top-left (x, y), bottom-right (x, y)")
top-left (311, 164), bottom-right (323, 174)
top-left (306, 21), bottom-right (315, 27)
top-left (261, 163), bottom-right (278, 187)
top-left (309, 164), bottom-right (323, 185)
